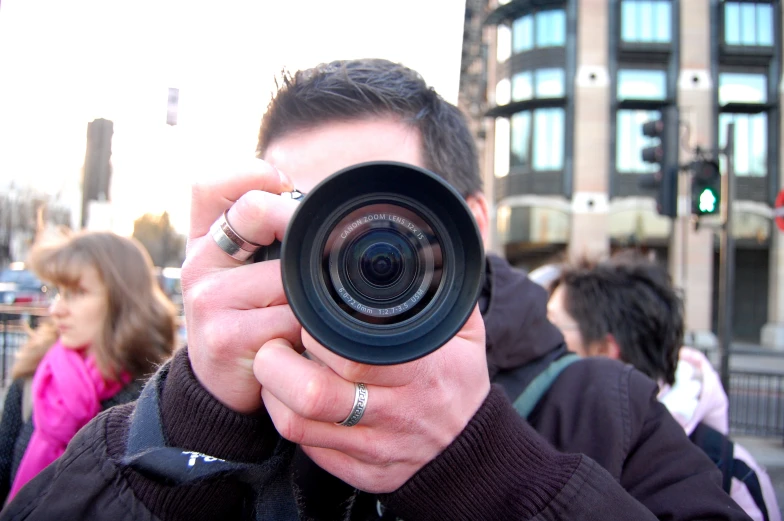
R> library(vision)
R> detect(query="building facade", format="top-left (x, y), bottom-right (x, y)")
top-left (459, 0), bottom-right (784, 346)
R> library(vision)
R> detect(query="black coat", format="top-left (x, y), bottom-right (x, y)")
top-left (0, 256), bottom-right (750, 520)
top-left (0, 376), bottom-right (143, 507)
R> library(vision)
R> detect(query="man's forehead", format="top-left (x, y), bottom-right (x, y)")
top-left (262, 118), bottom-right (423, 193)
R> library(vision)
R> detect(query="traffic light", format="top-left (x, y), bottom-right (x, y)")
top-left (639, 166), bottom-right (678, 218)
top-left (691, 160), bottom-right (721, 216)
top-left (641, 119), bottom-right (665, 164)
top-left (637, 117), bottom-right (677, 218)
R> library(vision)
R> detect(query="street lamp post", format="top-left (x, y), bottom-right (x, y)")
top-left (717, 123), bottom-right (736, 394)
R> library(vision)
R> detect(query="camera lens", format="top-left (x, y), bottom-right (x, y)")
top-left (280, 161), bottom-right (484, 365)
top-left (359, 242), bottom-right (403, 288)
top-left (343, 227), bottom-right (417, 304)
top-left (325, 203), bottom-right (440, 326)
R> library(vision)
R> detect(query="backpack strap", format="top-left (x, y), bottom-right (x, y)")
top-left (689, 421), bottom-right (771, 521)
top-left (512, 353), bottom-right (581, 419)
top-left (122, 361), bottom-right (299, 521)
top-left (493, 346), bottom-right (570, 402)
top-left (689, 422), bottom-right (734, 494)
top-left (732, 459), bottom-right (771, 521)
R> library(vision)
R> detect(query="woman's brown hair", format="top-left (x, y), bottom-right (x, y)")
top-left (12, 230), bottom-right (177, 381)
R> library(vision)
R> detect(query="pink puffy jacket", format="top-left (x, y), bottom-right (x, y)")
top-left (659, 347), bottom-right (780, 521)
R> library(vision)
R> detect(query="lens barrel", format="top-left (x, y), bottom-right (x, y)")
top-left (278, 161), bottom-right (484, 365)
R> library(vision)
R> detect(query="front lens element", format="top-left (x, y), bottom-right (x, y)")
top-left (322, 202), bottom-right (443, 326)
top-left (359, 242), bottom-right (403, 287)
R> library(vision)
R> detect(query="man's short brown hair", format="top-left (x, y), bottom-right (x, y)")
top-left (256, 59), bottom-right (482, 198)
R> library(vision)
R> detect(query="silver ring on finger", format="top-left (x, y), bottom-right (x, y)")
top-left (336, 382), bottom-right (368, 427)
top-left (210, 210), bottom-right (262, 262)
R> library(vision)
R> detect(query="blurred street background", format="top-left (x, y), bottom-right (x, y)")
top-left (1, 0), bottom-right (783, 516)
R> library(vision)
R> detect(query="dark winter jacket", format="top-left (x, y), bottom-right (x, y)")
top-left (0, 255), bottom-right (751, 520)
top-left (0, 376), bottom-right (144, 506)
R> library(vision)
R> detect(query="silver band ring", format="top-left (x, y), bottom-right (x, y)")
top-left (209, 210), bottom-right (262, 262)
top-left (336, 383), bottom-right (368, 427)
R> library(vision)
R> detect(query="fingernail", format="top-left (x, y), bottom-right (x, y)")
top-left (267, 338), bottom-right (294, 350)
top-left (277, 169), bottom-right (294, 191)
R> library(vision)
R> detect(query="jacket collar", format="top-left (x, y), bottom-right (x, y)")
top-left (482, 255), bottom-right (566, 379)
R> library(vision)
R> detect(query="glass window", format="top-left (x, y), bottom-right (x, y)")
top-left (724, 2), bottom-right (774, 46)
top-left (512, 15), bottom-right (533, 53)
top-left (533, 108), bottom-right (565, 170)
top-left (495, 78), bottom-right (511, 106)
top-left (621, 0), bottom-right (672, 43)
top-left (719, 73), bottom-right (767, 105)
top-left (724, 3), bottom-right (740, 43)
top-left (512, 72), bottom-right (533, 102)
top-left (719, 113), bottom-right (767, 177)
top-left (617, 69), bottom-right (667, 100)
top-left (496, 205), bottom-right (511, 243)
top-left (508, 108), bottom-right (565, 172)
top-left (756, 3), bottom-right (774, 46)
top-left (511, 112), bottom-right (531, 167)
top-left (510, 69), bottom-right (565, 101)
top-left (616, 110), bottom-right (661, 173)
top-left (497, 25), bottom-right (512, 62)
top-left (511, 9), bottom-right (565, 54)
top-left (495, 118), bottom-right (511, 178)
top-left (536, 69), bottom-right (565, 98)
top-left (536, 10), bottom-right (566, 48)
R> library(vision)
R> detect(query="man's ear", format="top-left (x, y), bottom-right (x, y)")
top-left (594, 334), bottom-right (621, 360)
top-left (465, 193), bottom-right (490, 245)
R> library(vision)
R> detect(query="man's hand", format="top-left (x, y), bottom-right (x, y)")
top-left (182, 162), bottom-right (303, 413)
top-left (254, 306), bottom-right (490, 492)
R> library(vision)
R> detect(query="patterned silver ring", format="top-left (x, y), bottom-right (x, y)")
top-left (209, 210), bottom-right (262, 262)
top-left (336, 382), bottom-right (368, 427)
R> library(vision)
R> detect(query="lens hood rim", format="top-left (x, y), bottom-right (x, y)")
top-left (280, 161), bottom-right (485, 365)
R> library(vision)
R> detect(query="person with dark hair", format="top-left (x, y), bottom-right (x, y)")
top-left (548, 253), bottom-right (779, 521)
top-left (2, 60), bottom-right (750, 520)
top-left (547, 255), bottom-right (682, 385)
top-left (0, 230), bottom-right (177, 505)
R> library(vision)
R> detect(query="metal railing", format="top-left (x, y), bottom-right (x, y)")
top-left (729, 370), bottom-right (784, 438)
top-left (2, 309), bottom-right (784, 439)
top-left (0, 305), bottom-right (49, 387)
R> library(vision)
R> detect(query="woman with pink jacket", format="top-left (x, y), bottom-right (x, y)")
top-left (0, 231), bottom-right (177, 505)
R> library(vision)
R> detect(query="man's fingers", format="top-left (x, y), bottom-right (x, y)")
top-left (190, 161), bottom-right (293, 238)
top-left (224, 190), bottom-right (299, 250)
top-left (187, 190), bottom-right (300, 271)
top-left (299, 330), bottom-right (422, 387)
top-left (192, 306), bottom-right (302, 360)
top-left (187, 259), bottom-right (286, 310)
top-left (299, 445), bottom-right (416, 494)
top-left (254, 339), bottom-right (365, 424)
top-left (297, 306), bottom-right (485, 387)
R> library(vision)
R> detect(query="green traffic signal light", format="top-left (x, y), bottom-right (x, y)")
top-left (691, 160), bottom-right (721, 216)
top-left (697, 187), bottom-right (718, 214)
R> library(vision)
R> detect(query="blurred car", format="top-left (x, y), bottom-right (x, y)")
top-left (0, 264), bottom-right (52, 306)
top-left (156, 267), bottom-right (186, 348)
top-left (157, 267), bottom-right (183, 311)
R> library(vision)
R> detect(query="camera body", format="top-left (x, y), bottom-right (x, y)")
top-left (255, 161), bottom-right (484, 365)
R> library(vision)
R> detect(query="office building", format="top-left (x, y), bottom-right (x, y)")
top-left (458, 0), bottom-right (783, 345)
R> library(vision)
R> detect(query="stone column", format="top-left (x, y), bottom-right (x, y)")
top-left (763, 230), bottom-right (784, 350)
top-left (483, 23), bottom-right (503, 256)
top-left (676, 0), bottom-right (715, 340)
top-left (761, 46), bottom-right (784, 349)
top-left (569, 0), bottom-right (610, 261)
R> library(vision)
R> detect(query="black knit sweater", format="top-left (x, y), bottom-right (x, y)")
top-left (0, 256), bottom-right (751, 520)
top-left (0, 376), bottom-right (143, 505)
